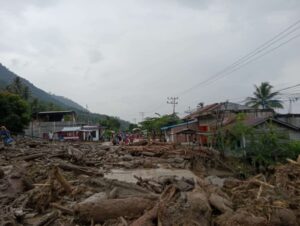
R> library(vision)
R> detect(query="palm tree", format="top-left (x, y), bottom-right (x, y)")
top-left (245, 82), bottom-right (283, 109)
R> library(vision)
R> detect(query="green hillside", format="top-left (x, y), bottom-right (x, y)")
top-left (0, 63), bottom-right (130, 129)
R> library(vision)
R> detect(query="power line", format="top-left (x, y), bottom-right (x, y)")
top-left (177, 19), bottom-right (300, 95)
top-left (180, 32), bottom-right (300, 95)
top-left (276, 83), bottom-right (300, 92)
top-left (147, 19), bottom-right (300, 115)
top-left (224, 21), bottom-right (300, 71)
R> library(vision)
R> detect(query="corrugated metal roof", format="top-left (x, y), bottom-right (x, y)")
top-left (38, 110), bottom-right (76, 115)
top-left (61, 126), bottom-right (81, 132)
top-left (223, 116), bottom-right (300, 131)
top-left (184, 102), bottom-right (259, 120)
top-left (161, 119), bottom-right (197, 130)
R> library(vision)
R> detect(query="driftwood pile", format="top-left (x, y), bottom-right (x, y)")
top-left (219, 157), bottom-right (300, 226)
top-left (0, 138), bottom-right (300, 225)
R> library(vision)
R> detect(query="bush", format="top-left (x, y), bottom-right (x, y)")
top-left (286, 141), bottom-right (300, 159)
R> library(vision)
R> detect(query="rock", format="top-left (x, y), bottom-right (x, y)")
top-left (208, 193), bottom-right (233, 213)
top-left (174, 157), bottom-right (185, 163)
top-left (122, 154), bottom-right (133, 161)
top-left (143, 160), bottom-right (154, 168)
top-left (175, 179), bottom-right (194, 191)
top-left (270, 208), bottom-right (298, 226)
top-left (223, 177), bottom-right (242, 189)
top-left (215, 210), bottom-right (268, 226)
top-left (187, 191), bottom-right (211, 220)
top-left (205, 176), bottom-right (225, 187)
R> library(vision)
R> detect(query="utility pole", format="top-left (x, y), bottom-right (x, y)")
top-left (184, 106), bottom-right (192, 115)
top-left (167, 97), bottom-right (179, 114)
top-left (133, 118), bottom-right (137, 124)
top-left (139, 112), bottom-right (145, 122)
top-left (86, 104), bottom-right (90, 125)
top-left (288, 97), bottom-right (299, 113)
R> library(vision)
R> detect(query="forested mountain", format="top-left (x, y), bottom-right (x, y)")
top-left (51, 94), bottom-right (87, 112)
top-left (0, 63), bottom-right (74, 109)
top-left (0, 63), bottom-right (129, 128)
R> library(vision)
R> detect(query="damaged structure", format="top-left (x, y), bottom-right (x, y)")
top-left (25, 111), bottom-right (103, 141)
top-left (162, 102), bottom-right (300, 145)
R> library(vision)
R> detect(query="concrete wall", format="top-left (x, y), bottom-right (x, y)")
top-left (25, 121), bottom-right (81, 138)
top-left (164, 121), bottom-right (198, 143)
top-left (288, 130), bottom-right (300, 141)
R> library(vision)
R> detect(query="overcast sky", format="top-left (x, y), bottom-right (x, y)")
top-left (0, 0), bottom-right (300, 122)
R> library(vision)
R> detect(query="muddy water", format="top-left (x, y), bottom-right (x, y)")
top-left (105, 168), bottom-right (198, 183)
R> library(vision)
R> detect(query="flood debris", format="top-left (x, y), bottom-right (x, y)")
top-left (0, 138), bottom-right (299, 225)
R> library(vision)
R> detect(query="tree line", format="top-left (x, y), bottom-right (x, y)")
top-left (0, 77), bottom-right (63, 133)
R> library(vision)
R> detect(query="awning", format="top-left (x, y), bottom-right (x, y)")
top-left (176, 128), bottom-right (196, 134)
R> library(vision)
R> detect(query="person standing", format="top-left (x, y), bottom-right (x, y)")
top-left (0, 126), bottom-right (14, 146)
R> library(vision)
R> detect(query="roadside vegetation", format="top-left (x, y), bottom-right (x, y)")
top-left (140, 114), bottom-right (181, 139)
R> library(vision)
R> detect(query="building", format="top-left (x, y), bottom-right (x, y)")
top-left (161, 102), bottom-right (300, 144)
top-left (81, 125), bottom-right (102, 141)
top-left (55, 125), bottom-right (102, 141)
top-left (241, 116), bottom-right (300, 141)
top-left (25, 111), bottom-right (79, 139)
top-left (25, 110), bottom-right (106, 141)
top-left (56, 126), bottom-right (81, 141)
top-left (161, 120), bottom-right (198, 144)
top-left (275, 114), bottom-right (300, 128)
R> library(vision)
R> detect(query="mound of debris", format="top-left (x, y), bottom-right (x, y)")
top-left (0, 138), bottom-right (299, 225)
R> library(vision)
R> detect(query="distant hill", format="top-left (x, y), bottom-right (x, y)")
top-left (0, 63), bottom-right (74, 109)
top-left (0, 63), bottom-right (130, 129)
top-left (51, 94), bottom-right (87, 112)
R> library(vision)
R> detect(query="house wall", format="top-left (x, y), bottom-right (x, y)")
top-left (288, 130), bottom-right (300, 141)
top-left (24, 121), bottom-right (79, 138)
top-left (82, 130), bottom-right (100, 141)
top-left (166, 121), bottom-right (198, 143)
top-left (255, 123), bottom-right (300, 141)
top-left (276, 115), bottom-right (300, 128)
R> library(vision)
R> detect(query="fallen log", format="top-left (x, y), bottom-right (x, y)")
top-left (130, 204), bottom-right (158, 226)
top-left (53, 166), bottom-right (73, 194)
top-left (208, 193), bottom-right (233, 213)
top-left (16, 153), bottom-right (44, 161)
top-left (50, 203), bottom-right (73, 215)
top-left (34, 211), bottom-right (59, 226)
top-left (74, 197), bottom-right (156, 223)
top-left (130, 185), bottom-right (178, 226)
top-left (56, 162), bottom-right (103, 176)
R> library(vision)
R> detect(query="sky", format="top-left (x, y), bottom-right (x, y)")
top-left (0, 0), bottom-right (300, 122)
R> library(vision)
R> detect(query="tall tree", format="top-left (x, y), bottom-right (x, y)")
top-left (6, 76), bottom-right (31, 100)
top-left (245, 82), bottom-right (283, 109)
top-left (140, 114), bottom-right (181, 139)
top-left (0, 92), bottom-right (30, 133)
top-left (99, 116), bottom-right (121, 131)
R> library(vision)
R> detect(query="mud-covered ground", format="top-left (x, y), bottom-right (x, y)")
top-left (0, 138), bottom-right (299, 226)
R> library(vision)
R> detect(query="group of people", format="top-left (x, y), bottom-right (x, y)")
top-left (112, 132), bottom-right (136, 145)
top-left (0, 126), bottom-right (14, 146)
